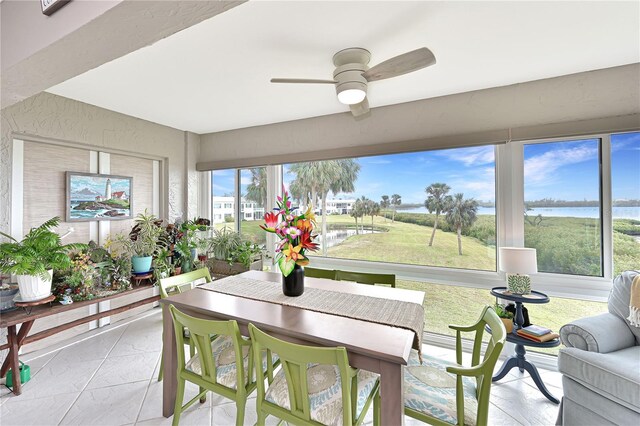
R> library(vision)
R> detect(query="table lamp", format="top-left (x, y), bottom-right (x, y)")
top-left (499, 247), bottom-right (538, 294)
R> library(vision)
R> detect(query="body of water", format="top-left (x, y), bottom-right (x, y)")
top-left (398, 206), bottom-right (639, 220)
top-left (320, 228), bottom-right (379, 249)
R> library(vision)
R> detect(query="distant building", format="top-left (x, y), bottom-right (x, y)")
top-left (324, 198), bottom-right (356, 215)
top-left (112, 191), bottom-right (127, 200)
top-left (95, 195), bottom-right (103, 201)
top-left (211, 196), bottom-right (265, 223)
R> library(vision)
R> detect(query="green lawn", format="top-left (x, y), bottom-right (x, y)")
top-left (324, 215), bottom-right (495, 270)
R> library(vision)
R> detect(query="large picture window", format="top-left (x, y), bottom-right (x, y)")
top-left (282, 145), bottom-right (497, 271)
top-left (523, 138), bottom-right (603, 276)
top-left (240, 167), bottom-right (267, 245)
top-left (611, 132), bottom-right (640, 275)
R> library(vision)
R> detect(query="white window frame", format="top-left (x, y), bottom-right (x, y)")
top-left (205, 131), bottom-right (627, 302)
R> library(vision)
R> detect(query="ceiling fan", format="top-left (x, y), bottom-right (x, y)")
top-left (271, 47), bottom-right (436, 117)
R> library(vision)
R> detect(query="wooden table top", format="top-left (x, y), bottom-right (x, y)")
top-left (0, 284), bottom-right (155, 328)
top-left (161, 270), bottom-right (426, 365)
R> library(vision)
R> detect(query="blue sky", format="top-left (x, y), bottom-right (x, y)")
top-left (212, 132), bottom-right (639, 203)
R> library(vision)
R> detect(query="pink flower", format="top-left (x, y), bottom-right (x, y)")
top-left (285, 227), bottom-right (301, 238)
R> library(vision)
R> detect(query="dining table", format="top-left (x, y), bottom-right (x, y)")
top-left (161, 270), bottom-right (426, 426)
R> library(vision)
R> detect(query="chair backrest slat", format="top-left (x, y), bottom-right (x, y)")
top-left (159, 268), bottom-right (212, 298)
top-left (303, 267), bottom-right (337, 280)
top-left (335, 270), bottom-right (396, 287)
top-left (249, 323), bottom-right (355, 425)
top-left (169, 305), bottom-right (244, 386)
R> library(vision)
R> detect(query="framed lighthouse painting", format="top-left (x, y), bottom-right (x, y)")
top-left (66, 172), bottom-right (133, 222)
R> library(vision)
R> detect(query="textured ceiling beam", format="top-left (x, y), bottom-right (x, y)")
top-left (1, 0), bottom-right (245, 109)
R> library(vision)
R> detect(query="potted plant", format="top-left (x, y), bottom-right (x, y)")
top-left (174, 237), bottom-right (195, 273)
top-left (495, 303), bottom-right (514, 333)
top-left (206, 228), bottom-right (263, 276)
top-left (115, 210), bottom-right (164, 273)
top-left (0, 217), bottom-right (85, 302)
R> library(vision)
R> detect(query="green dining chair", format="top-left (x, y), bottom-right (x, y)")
top-left (335, 270), bottom-right (396, 288)
top-left (158, 268), bottom-right (213, 381)
top-left (248, 323), bottom-right (380, 426)
top-left (403, 305), bottom-right (507, 426)
top-left (303, 267), bottom-right (337, 280)
top-left (169, 306), bottom-right (278, 426)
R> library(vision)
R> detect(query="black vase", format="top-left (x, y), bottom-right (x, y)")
top-left (282, 264), bottom-right (304, 297)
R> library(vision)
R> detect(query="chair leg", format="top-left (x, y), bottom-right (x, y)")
top-left (172, 378), bottom-right (186, 426)
top-left (373, 388), bottom-right (381, 426)
top-left (199, 387), bottom-right (207, 404)
top-left (157, 349), bottom-right (164, 382)
top-left (235, 398), bottom-right (246, 426)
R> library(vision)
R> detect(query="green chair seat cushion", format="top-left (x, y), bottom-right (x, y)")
top-left (404, 350), bottom-right (478, 426)
top-left (265, 363), bottom-right (378, 425)
top-left (185, 335), bottom-right (276, 390)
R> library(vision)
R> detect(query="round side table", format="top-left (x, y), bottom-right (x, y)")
top-left (489, 287), bottom-right (560, 404)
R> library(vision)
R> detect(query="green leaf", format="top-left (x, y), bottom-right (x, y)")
top-left (278, 257), bottom-right (295, 277)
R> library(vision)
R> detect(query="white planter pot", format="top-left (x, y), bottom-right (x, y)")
top-left (16, 270), bottom-right (53, 302)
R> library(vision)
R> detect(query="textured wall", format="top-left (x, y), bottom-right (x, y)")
top-left (1, 91), bottom-right (190, 239)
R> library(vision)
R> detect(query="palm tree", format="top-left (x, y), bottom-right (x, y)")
top-left (359, 196), bottom-right (371, 233)
top-left (289, 159), bottom-right (360, 255)
top-left (444, 193), bottom-right (479, 255)
top-left (425, 182), bottom-right (451, 247)
top-left (391, 194), bottom-right (401, 222)
top-left (380, 195), bottom-right (390, 221)
top-left (369, 201), bottom-right (380, 229)
top-left (350, 198), bottom-right (364, 234)
top-left (245, 168), bottom-right (267, 206)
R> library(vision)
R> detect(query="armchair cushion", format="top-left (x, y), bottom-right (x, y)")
top-left (608, 270), bottom-right (640, 344)
top-left (560, 312), bottom-right (636, 353)
top-left (558, 346), bottom-right (640, 412)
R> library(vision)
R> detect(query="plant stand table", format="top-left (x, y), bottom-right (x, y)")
top-left (0, 285), bottom-right (159, 395)
top-left (488, 287), bottom-right (560, 404)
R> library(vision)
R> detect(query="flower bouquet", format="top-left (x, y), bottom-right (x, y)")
top-left (261, 189), bottom-right (319, 279)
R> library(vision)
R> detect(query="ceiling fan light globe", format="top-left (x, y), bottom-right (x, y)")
top-left (337, 88), bottom-right (366, 105)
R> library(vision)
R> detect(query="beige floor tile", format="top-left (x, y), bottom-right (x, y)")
top-left (60, 381), bottom-right (148, 425)
top-left (0, 392), bottom-right (80, 426)
top-left (86, 352), bottom-right (160, 390)
top-left (55, 326), bottom-right (128, 363)
top-left (137, 377), bottom-right (213, 422)
top-left (136, 406), bottom-right (210, 426)
top-left (491, 379), bottom-right (561, 425)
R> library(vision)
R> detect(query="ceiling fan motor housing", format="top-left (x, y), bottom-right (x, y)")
top-left (332, 48), bottom-right (371, 104)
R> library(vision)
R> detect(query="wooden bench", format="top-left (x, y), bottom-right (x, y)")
top-left (0, 285), bottom-right (159, 395)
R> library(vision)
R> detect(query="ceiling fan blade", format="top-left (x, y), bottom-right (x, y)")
top-left (362, 47), bottom-right (436, 82)
top-left (270, 78), bottom-right (336, 84)
top-left (350, 98), bottom-right (370, 117)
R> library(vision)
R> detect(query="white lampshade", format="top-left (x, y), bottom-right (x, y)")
top-left (499, 247), bottom-right (538, 274)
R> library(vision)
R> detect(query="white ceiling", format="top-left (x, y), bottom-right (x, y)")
top-left (47, 1), bottom-right (640, 134)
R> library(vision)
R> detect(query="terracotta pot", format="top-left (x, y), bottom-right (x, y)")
top-left (501, 317), bottom-right (514, 333)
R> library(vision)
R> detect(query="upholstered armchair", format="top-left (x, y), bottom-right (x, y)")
top-left (556, 270), bottom-right (640, 426)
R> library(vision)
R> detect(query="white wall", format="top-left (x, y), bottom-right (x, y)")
top-left (198, 64), bottom-right (640, 169)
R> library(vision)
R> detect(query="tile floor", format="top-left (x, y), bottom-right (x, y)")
top-left (0, 309), bottom-right (563, 425)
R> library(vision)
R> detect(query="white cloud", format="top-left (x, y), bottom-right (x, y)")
top-left (240, 176), bottom-right (252, 185)
top-left (524, 143), bottom-right (597, 185)
top-left (436, 146), bottom-right (495, 166)
top-left (365, 159), bottom-right (392, 165)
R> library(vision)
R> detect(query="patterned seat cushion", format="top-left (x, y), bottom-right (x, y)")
top-left (185, 335), bottom-right (276, 390)
top-left (265, 364), bottom-right (378, 426)
top-left (404, 350), bottom-right (478, 426)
